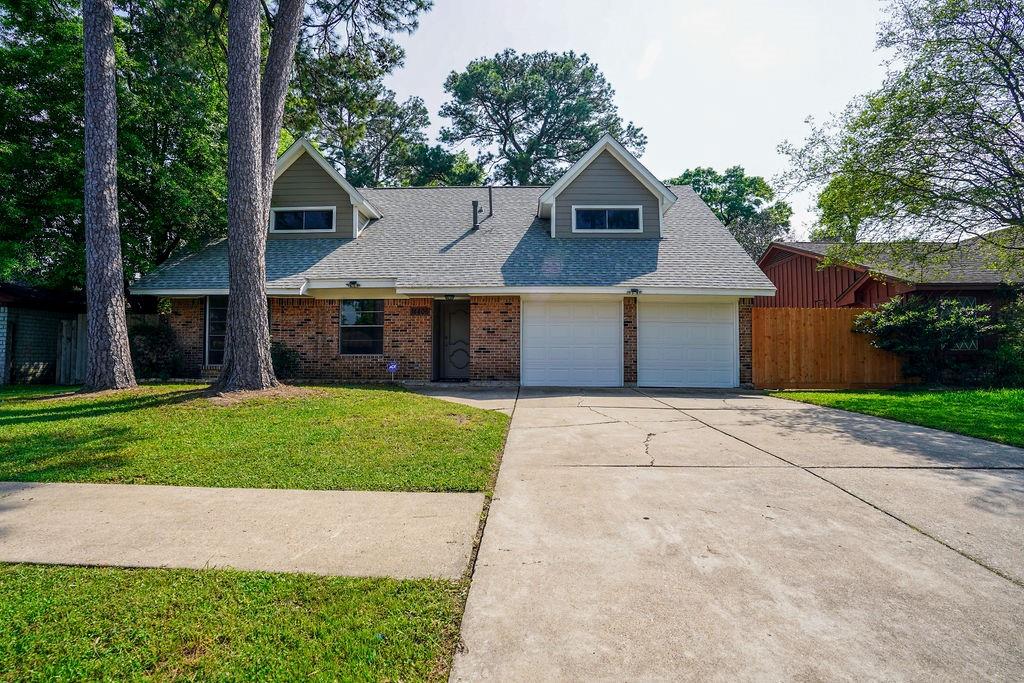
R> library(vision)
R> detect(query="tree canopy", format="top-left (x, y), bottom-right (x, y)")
top-left (782, 0), bottom-right (1024, 274)
top-left (666, 166), bottom-right (792, 258)
top-left (439, 49), bottom-right (646, 185)
top-left (0, 0), bottom-right (228, 289)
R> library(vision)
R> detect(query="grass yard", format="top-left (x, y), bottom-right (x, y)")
top-left (0, 384), bottom-right (508, 491)
top-left (773, 388), bottom-right (1024, 448)
top-left (0, 564), bottom-right (463, 681)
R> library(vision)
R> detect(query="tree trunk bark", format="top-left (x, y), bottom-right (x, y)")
top-left (216, 0), bottom-right (277, 391)
top-left (82, 0), bottom-right (136, 392)
top-left (259, 0), bottom-right (304, 216)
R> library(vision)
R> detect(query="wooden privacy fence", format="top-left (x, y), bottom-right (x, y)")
top-left (752, 307), bottom-right (905, 389)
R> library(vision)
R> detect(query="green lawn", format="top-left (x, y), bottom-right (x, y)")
top-left (0, 564), bottom-right (463, 681)
top-left (773, 388), bottom-right (1024, 447)
top-left (0, 384), bottom-right (508, 491)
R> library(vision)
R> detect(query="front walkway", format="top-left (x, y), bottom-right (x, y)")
top-left (452, 387), bottom-right (1024, 680)
top-left (0, 482), bottom-right (483, 579)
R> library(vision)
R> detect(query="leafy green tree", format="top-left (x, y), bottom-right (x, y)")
top-left (404, 145), bottom-right (484, 187)
top-left (666, 166), bottom-right (792, 258)
top-left (0, 0), bottom-right (228, 289)
top-left (782, 0), bottom-right (1024, 274)
top-left (439, 49), bottom-right (646, 185)
top-left (853, 295), bottom-right (1000, 383)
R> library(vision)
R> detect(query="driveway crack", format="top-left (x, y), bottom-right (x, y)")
top-left (632, 388), bottom-right (1024, 591)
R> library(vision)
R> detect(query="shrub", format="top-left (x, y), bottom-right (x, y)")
top-left (992, 293), bottom-right (1024, 386)
top-left (128, 322), bottom-right (184, 380)
top-left (853, 295), bottom-right (1000, 384)
top-left (271, 341), bottom-right (301, 380)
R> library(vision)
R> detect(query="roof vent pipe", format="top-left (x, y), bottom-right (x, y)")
top-left (487, 186), bottom-right (493, 219)
top-left (472, 200), bottom-right (480, 230)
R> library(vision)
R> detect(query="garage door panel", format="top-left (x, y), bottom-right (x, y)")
top-left (522, 300), bottom-right (622, 387)
top-left (638, 302), bottom-right (738, 388)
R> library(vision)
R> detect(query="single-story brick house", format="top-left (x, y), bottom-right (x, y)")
top-left (756, 239), bottom-right (1016, 310)
top-left (133, 134), bottom-right (775, 387)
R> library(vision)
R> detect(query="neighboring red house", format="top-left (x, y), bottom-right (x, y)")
top-left (755, 240), bottom-right (1015, 309)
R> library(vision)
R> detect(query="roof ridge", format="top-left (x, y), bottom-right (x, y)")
top-left (359, 185), bottom-right (551, 190)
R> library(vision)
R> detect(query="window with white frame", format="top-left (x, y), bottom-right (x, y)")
top-left (572, 206), bottom-right (642, 232)
top-left (270, 207), bottom-right (335, 232)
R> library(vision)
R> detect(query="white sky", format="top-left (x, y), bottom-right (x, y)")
top-left (386, 0), bottom-right (890, 238)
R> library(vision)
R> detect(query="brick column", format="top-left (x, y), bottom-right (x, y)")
top-left (739, 298), bottom-right (753, 387)
top-left (469, 296), bottom-right (520, 381)
top-left (166, 298), bottom-right (205, 377)
top-left (623, 297), bottom-right (637, 384)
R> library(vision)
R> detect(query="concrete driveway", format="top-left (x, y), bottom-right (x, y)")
top-left (452, 388), bottom-right (1024, 681)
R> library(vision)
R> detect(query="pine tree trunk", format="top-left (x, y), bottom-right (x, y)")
top-left (216, 0), bottom-right (277, 391)
top-left (82, 0), bottom-right (136, 392)
top-left (259, 0), bottom-right (304, 215)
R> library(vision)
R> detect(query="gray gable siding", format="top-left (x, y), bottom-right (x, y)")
top-left (270, 152), bottom-right (354, 239)
top-left (554, 151), bottom-right (660, 239)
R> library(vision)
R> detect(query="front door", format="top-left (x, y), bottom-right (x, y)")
top-left (440, 301), bottom-right (470, 380)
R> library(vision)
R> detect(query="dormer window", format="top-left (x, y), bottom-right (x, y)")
top-left (572, 206), bottom-right (642, 233)
top-left (270, 207), bottom-right (335, 232)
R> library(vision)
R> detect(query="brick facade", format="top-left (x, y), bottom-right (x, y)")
top-left (169, 296), bottom-right (434, 381)
top-left (623, 297), bottom-right (637, 384)
top-left (166, 294), bottom-right (749, 387)
top-left (469, 296), bottom-right (520, 381)
top-left (738, 297), bottom-right (753, 387)
top-left (166, 297), bottom-right (206, 377)
top-left (270, 297), bottom-right (432, 381)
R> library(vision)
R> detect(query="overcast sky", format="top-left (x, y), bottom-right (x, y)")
top-left (386, 0), bottom-right (891, 238)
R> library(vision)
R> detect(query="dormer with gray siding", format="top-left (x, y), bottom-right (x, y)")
top-left (538, 134), bottom-right (677, 240)
top-left (269, 138), bottom-right (381, 240)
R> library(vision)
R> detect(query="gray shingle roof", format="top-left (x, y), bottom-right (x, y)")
top-left (134, 185), bottom-right (775, 293)
top-left (779, 237), bottom-right (1016, 285)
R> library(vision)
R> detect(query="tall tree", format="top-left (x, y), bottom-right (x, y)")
top-left (217, 0), bottom-right (430, 390)
top-left (216, 0), bottom-right (302, 391)
top-left (782, 0), bottom-right (1024, 274)
top-left (439, 49), bottom-right (646, 185)
top-left (666, 166), bottom-right (793, 258)
top-left (82, 0), bottom-right (135, 390)
top-left (0, 0), bottom-right (228, 290)
top-left (309, 90), bottom-right (484, 187)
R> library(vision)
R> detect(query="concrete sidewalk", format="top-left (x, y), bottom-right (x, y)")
top-left (0, 482), bottom-right (483, 579)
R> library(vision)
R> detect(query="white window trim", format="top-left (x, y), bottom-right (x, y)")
top-left (571, 205), bottom-right (644, 234)
top-left (270, 206), bottom-right (337, 233)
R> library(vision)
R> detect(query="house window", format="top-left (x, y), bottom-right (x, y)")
top-left (572, 206), bottom-right (642, 232)
top-left (270, 207), bottom-right (335, 232)
top-left (945, 295), bottom-right (980, 351)
top-left (206, 295), bottom-right (229, 365)
top-left (340, 300), bottom-right (384, 355)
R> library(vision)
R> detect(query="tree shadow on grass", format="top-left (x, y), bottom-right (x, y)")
top-left (0, 425), bottom-right (139, 483)
top-left (0, 388), bottom-right (207, 428)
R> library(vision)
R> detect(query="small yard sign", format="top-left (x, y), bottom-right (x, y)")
top-left (387, 360), bottom-right (399, 380)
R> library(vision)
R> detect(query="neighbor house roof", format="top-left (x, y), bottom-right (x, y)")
top-left (134, 184), bottom-right (775, 296)
top-left (0, 283), bottom-right (84, 311)
top-left (764, 236), bottom-right (1017, 286)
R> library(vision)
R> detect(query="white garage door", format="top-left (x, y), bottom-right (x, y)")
top-left (638, 301), bottom-right (738, 388)
top-left (521, 300), bottom-right (622, 386)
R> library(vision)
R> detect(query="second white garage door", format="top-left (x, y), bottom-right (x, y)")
top-left (638, 301), bottom-right (738, 388)
top-left (521, 299), bottom-right (622, 386)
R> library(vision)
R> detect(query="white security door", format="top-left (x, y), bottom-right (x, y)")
top-left (638, 301), bottom-right (738, 388)
top-left (521, 299), bottom-right (622, 386)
